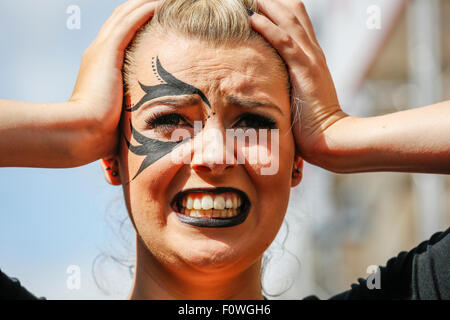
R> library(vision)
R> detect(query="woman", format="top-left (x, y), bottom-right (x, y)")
top-left (0, 0), bottom-right (449, 300)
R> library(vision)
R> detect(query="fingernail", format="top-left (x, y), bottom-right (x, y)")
top-left (246, 8), bottom-right (254, 16)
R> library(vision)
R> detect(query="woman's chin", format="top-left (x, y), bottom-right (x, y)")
top-left (181, 247), bottom-right (238, 271)
top-left (166, 228), bottom-right (248, 271)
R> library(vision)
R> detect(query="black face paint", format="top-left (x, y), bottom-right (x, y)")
top-left (124, 120), bottom-right (190, 181)
top-left (125, 56), bottom-right (211, 112)
top-left (124, 56), bottom-right (214, 181)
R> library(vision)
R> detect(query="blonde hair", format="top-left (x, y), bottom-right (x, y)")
top-left (123, 0), bottom-right (288, 93)
top-left (152, 0), bottom-right (259, 43)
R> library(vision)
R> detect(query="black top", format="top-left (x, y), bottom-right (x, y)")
top-left (1, 228), bottom-right (449, 300)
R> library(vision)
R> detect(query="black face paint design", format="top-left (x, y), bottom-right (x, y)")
top-left (125, 56), bottom-right (211, 112)
top-left (123, 56), bottom-right (215, 181)
top-left (124, 120), bottom-right (190, 181)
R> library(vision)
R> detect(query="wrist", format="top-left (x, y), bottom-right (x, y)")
top-left (298, 109), bottom-right (348, 166)
top-left (66, 100), bottom-right (117, 165)
top-left (304, 114), bottom-right (363, 173)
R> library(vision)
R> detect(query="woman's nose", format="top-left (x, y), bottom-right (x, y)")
top-left (191, 123), bottom-right (236, 175)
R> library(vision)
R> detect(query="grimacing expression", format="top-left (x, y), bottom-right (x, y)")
top-left (110, 33), bottom-right (301, 273)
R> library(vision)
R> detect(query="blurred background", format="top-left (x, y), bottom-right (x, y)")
top-left (0, 0), bottom-right (449, 299)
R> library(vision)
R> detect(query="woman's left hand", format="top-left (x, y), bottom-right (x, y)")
top-left (249, 0), bottom-right (348, 164)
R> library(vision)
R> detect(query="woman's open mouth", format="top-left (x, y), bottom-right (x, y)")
top-left (171, 187), bottom-right (251, 228)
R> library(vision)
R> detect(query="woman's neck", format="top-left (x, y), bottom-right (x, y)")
top-left (128, 240), bottom-right (264, 300)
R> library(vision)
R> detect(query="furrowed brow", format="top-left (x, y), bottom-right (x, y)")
top-left (140, 96), bottom-right (202, 110)
top-left (226, 96), bottom-right (284, 115)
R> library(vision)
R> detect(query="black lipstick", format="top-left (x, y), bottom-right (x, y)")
top-left (171, 187), bottom-right (251, 228)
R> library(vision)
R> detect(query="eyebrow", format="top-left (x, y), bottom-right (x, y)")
top-left (126, 56), bottom-right (210, 113)
top-left (135, 96), bottom-right (202, 113)
top-left (226, 96), bottom-right (284, 115)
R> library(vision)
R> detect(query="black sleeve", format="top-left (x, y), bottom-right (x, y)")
top-left (0, 268), bottom-right (42, 300)
top-left (329, 227), bottom-right (450, 300)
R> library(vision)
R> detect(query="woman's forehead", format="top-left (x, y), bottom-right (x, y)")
top-left (128, 34), bottom-right (288, 102)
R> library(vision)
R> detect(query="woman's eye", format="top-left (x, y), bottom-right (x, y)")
top-left (234, 113), bottom-right (277, 129)
top-left (145, 113), bottom-right (190, 129)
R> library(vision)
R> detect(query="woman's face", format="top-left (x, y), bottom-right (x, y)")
top-left (104, 33), bottom-right (302, 276)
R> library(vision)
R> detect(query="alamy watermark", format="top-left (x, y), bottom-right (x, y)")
top-left (66, 5), bottom-right (81, 30)
top-left (169, 121), bottom-right (280, 176)
top-left (366, 265), bottom-right (381, 290)
top-left (66, 264), bottom-right (81, 290)
top-left (366, 5), bottom-right (381, 30)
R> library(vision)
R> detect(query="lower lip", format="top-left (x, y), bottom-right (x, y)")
top-left (174, 206), bottom-right (250, 228)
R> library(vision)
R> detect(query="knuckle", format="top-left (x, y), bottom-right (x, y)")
top-left (309, 60), bottom-right (324, 77)
top-left (287, 13), bottom-right (298, 25)
top-left (82, 47), bottom-right (92, 60)
top-left (278, 33), bottom-right (295, 48)
top-left (313, 46), bottom-right (327, 64)
top-left (318, 51), bottom-right (327, 64)
top-left (112, 6), bottom-right (121, 16)
top-left (286, 0), bottom-right (305, 11)
top-left (82, 41), bottom-right (105, 62)
top-left (121, 15), bottom-right (132, 27)
top-left (111, 2), bottom-right (128, 17)
top-left (296, 28), bottom-right (309, 41)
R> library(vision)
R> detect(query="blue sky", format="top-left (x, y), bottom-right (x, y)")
top-left (0, 0), bottom-right (311, 300)
top-left (0, 0), bottom-right (134, 299)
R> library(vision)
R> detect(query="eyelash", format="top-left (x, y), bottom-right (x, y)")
top-left (145, 112), bottom-right (191, 130)
top-left (145, 112), bottom-right (277, 132)
top-left (234, 113), bottom-right (277, 129)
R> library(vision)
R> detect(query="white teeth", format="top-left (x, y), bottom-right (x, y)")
top-left (225, 198), bottom-right (233, 209)
top-left (204, 209), bottom-right (212, 217)
top-left (182, 208), bottom-right (239, 219)
top-left (232, 197), bottom-right (238, 209)
top-left (179, 192), bottom-right (244, 218)
top-left (191, 210), bottom-right (201, 217)
top-left (193, 198), bottom-right (202, 210)
top-left (186, 197), bottom-right (193, 209)
top-left (201, 195), bottom-right (213, 210)
top-left (213, 196), bottom-right (226, 210)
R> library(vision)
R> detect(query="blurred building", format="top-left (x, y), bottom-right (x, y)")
top-left (273, 0), bottom-right (450, 299)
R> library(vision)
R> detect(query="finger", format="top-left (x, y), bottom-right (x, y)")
top-left (280, 0), bottom-right (319, 45)
top-left (256, 0), bottom-right (316, 56)
top-left (110, 0), bottom-right (156, 23)
top-left (98, 0), bottom-right (157, 42)
top-left (114, 1), bottom-right (159, 51)
top-left (99, 1), bottom-right (158, 50)
top-left (249, 11), bottom-right (309, 65)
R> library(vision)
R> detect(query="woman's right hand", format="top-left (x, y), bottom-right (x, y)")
top-left (0, 0), bottom-right (157, 168)
top-left (69, 0), bottom-right (158, 161)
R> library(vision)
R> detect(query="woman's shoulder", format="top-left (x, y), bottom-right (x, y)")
top-left (326, 227), bottom-right (450, 300)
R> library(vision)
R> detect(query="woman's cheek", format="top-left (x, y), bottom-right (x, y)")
top-left (239, 130), bottom-right (288, 177)
top-left (122, 146), bottom-right (188, 229)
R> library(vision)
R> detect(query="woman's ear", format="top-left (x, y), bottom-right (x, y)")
top-left (291, 155), bottom-right (303, 187)
top-left (100, 157), bottom-right (122, 186)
